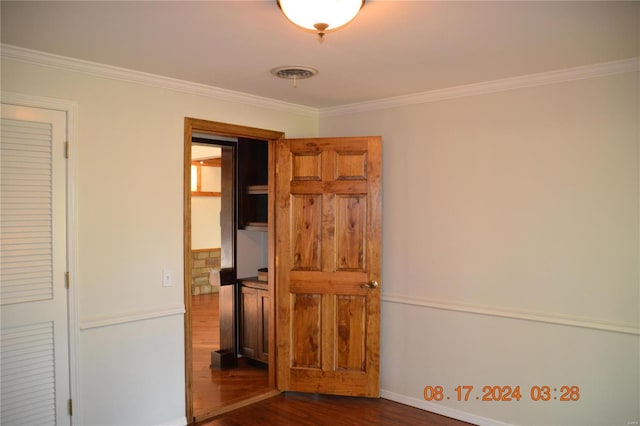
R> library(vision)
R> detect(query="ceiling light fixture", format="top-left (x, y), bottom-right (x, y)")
top-left (277, 0), bottom-right (365, 42)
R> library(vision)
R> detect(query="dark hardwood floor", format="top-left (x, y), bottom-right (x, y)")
top-left (192, 293), bottom-right (271, 420)
top-left (192, 294), bottom-right (473, 426)
top-left (196, 392), bottom-right (475, 426)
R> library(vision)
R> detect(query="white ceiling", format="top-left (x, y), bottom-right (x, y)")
top-left (1, 1), bottom-right (638, 109)
top-left (192, 145), bottom-right (222, 161)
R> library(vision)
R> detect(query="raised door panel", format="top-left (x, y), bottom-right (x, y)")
top-left (240, 286), bottom-right (258, 359)
top-left (290, 195), bottom-right (322, 271)
top-left (335, 151), bottom-right (367, 180)
top-left (292, 152), bottom-right (322, 181)
top-left (335, 195), bottom-right (367, 271)
top-left (291, 294), bottom-right (322, 369)
top-left (336, 295), bottom-right (366, 371)
top-left (258, 291), bottom-right (269, 362)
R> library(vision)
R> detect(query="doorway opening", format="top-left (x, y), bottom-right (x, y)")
top-left (184, 118), bottom-right (283, 423)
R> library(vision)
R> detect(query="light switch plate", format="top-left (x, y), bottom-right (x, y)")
top-left (162, 269), bottom-right (172, 287)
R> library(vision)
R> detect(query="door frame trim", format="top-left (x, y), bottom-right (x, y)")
top-left (1, 91), bottom-right (80, 424)
top-left (183, 118), bottom-right (283, 423)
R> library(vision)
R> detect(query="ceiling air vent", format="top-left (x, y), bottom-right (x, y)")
top-left (271, 66), bottom-right (318, 88)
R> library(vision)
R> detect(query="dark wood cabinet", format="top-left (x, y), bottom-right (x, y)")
top-left (238, 138), bottom-right (268, 231)
top-left (237, 138), bottom-right (270, 364)
top-left (239, 278), bottom-right (269, 363)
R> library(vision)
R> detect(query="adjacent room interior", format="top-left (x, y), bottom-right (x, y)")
top-left (189, 137), bottom-right (273, 421)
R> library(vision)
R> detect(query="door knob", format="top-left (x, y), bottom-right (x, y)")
top-left (360, 280), bottom-right (379, 289)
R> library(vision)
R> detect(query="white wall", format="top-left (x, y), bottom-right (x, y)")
top-left (3, 47), bottom-right (638, 426)
top-left (320, 71), bottom-right (640, 425)
top-left (192, 165), bottom-right (221, 250)
top-left (1, 56), bottom-right (317, 426)
top-left (237, 230), bottom-right (269, 279)
top-left (191, 196), bottom-right (221, 250)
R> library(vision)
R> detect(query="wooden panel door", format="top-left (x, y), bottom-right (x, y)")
top-left (276, 136), bottom-right (381, 397)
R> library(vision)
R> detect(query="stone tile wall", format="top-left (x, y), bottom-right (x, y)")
top-left (191, 248), bottom-right (221, 295)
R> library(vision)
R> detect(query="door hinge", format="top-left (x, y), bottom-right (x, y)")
top-left (65, 272), bottom-right (70, 289)
top-left (68, 399), bottom-right (73, 416)
top-left (275, 255), bottom-right (279, 267)
top-left (275, 163), bottom-right (279, 175)
top-left (64, 142), bottom-right (69, 159)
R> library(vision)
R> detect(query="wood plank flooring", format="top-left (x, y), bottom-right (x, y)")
top-left (192, 293), bottom-right (272, 421)
top-left (192, 294), bottom-right (472, 426)
top-left (196, 392), bottom-right (475, 426)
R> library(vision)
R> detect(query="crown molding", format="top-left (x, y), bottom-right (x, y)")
top-left (320, 57), bottom-right (640, 117)
top-left (0, 44), bottom-right (318, 117)
top-left (3, 44), bottom-right (638, 119)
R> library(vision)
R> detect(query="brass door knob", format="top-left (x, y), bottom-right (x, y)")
top-left (360, 281), bottom-right (379, 289)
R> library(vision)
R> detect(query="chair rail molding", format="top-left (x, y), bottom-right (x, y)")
top-left (79, 304), bottom-right (186, 330)
top-left (382, 293), bottom-right (640, 336)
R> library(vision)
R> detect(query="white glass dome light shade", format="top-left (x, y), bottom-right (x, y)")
top-left (277, 0), bottom-right (364, 34)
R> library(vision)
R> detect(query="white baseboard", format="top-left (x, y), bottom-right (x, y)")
top-left (158, 416), bottom-right (188, 426)
top-left (381, 389), bottom-right (514, 426)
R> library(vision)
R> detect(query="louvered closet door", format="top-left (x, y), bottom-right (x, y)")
top-left (1, 104), bottom-right (70, 426)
